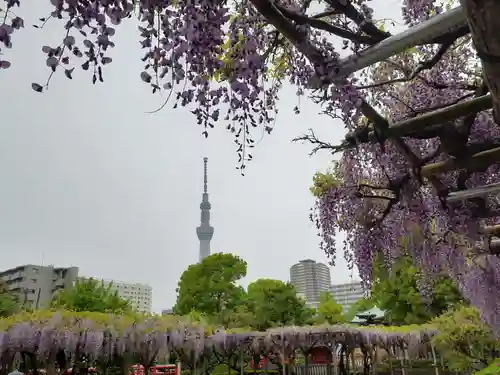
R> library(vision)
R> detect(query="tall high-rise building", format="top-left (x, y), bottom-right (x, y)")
top-left (290, 259), bottom-right (331, 308)
top-left (196, 157), bottom-right (214, 262)
top-left (331, 281), bottom-right (367, 312)
top-left (0, 264), bottom-right (79, 309)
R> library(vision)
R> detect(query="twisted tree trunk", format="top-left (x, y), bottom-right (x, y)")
top-left (461, 0), bottom-right (500, 124)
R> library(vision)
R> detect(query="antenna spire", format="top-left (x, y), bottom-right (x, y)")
top-left (203, 157), bottom-right (208, 193)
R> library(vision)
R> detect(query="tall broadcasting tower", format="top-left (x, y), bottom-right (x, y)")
top-left (196, 157), bottom-right (214, 262)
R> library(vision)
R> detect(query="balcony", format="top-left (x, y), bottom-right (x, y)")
top-left (53, 279), bottom-right (65, 288)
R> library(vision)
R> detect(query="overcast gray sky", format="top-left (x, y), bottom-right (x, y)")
top-left (0, 0), bottom-right (402, 312)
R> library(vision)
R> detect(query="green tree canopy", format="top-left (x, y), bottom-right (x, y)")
top-left (0, 280), bottom-right (19, 317)
top-left (432, 306), bottom-right (499, 371)
top-left (51, 278), bottom-right (131, 314)
top-left (371, 254), bottom-right (464, 325)
top-left (173, 253), bottom-right (247, 316)
top-left (220, 303), bottom-right (256, 329)
top-left (315, 292), bottom-right (344, 325)
top-left (245, 278), bottom-right (314, 330)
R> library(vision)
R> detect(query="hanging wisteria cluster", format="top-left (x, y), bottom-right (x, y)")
top-left (1, 0), bottom-right (499, 342)
top-left (0, 0), bottom-right (382, 167)
top-left (305, 0), bottom-right (500, 339)
top-left (0, 311), bottom-right (436, 368)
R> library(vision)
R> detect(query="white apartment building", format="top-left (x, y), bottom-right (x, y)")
top-left (102, 280), bottom-right (153, 314)
top-left (331, 281), bottom-right (368, 312)
top-left (79, 277), bottom-right (153, 314)
top-left (290, 259), bottom-right (332, 308)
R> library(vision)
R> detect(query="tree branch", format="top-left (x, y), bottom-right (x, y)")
top-left (274, 4), bottom-right (379, 45)
top-left (363, 175), bottom-right (408, 228)
top-left (354, 39), bottom-right (455, 90)
top-left (383, 59), bottom-right (479, 92)
top-left (322, 0), bottom-right (390, 42)
top-left (358, 101), bottom-right (449, 196)
top-left (249, 0), bottom-right (390, 146)
top-left (292, 129), bottom-right (341, 155)
top-left (311, 10), bottom-right (341, 19)
top-left (251, 0), bottom-right (446, 198)
top-left (249, 0), bottom-right (325, 64)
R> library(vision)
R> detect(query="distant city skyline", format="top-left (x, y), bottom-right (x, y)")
top-left (0, 259), bottom-right (361, 314)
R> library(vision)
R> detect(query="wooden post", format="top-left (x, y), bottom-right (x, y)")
top-left (282, 337), bottom-right (286, 375)
top-left (389, 348), bottom-right (393, 375)
top-left (371, 347), bottom-right (378, 375)
top-left (399, 346), bottom-right (405, 375)
top-left (331, 345), bottom-right (338, 375)
top-left (430, 343), bottom-right (439, 375)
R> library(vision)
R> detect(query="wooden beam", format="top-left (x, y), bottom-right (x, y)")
top-left (489, 238), bottom-right (500, 254)
top-left (339, 95), bottom-right (492, 149)
top-left (421, 146), bottom-right (500, 177)
top-left (336, 7), bottom-right (468, 75)
top-left (490, 237), bottom-right (500, 256)
top-left (446, 182), bottom-right (500, 203)
top-left (388, 95), bottom-right (492, 137)
top-left (482, 225), bottom-right (500, 235)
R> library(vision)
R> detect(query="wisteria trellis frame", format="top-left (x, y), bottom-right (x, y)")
top-left (0, 312), bottom-right (437, 373)
top-left (297, 0), bottom-right (500, 253)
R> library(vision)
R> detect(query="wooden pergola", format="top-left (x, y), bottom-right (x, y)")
top-left (306, 1), bottom-right (500, 254)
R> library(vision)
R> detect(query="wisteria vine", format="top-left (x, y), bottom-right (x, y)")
top-left (1, 0), bottom-right (499, 338)
top-left (0, 311), bottom-right (437, 372)
top-left (304, 1), bottom-right (500, 337)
